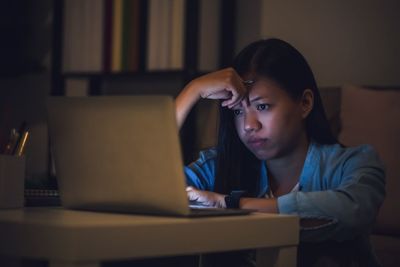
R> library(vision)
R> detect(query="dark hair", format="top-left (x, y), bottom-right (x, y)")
top-left (214, 38), bottom-right (336, 196)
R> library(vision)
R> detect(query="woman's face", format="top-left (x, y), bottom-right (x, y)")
top-left (233, 78), bottom-right (310, 160)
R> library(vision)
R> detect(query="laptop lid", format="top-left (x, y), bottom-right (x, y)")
top-left (47, 95), bottom-right (191, 216)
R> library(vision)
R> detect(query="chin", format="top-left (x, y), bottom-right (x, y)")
top-left (244, 143), bottom-right (273, 160)
top-left (251, 149), bottom-right (277, 161)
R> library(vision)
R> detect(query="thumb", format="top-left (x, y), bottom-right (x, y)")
top-left (186, 186), bottom-right (194, 191)
top-left (186, 187), bottom-right (199, 201)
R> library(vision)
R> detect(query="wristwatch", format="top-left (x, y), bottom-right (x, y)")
top-left (224, 190), bottom-right (247, 209)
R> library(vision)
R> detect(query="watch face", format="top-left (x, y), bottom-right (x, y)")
top-left (226, 190), bottom-right (247, 209)
top-left (224, 195), bottom-right (231, 208)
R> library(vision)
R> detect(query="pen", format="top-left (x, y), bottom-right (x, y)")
top-left (3, 129), bottom-right (19, 155)
top-left (12, 122), bottom-right (26, 154)
top-left (15, 130), bottom-right (29, 157)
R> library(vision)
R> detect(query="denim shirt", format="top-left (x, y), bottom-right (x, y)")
top-left (184, 142), bottom-right (386, 246)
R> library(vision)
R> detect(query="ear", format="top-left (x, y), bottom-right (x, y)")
top-left (300, 89), bottom-right (314, 119)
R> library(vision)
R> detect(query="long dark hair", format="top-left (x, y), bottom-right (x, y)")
top-left (214, 38), bottom-right (336, 196)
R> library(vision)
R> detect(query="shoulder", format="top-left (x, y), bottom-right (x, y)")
top-left (184, 148), bottom-right (217, 190)
top-left (315, 142), bottom-right (383, 167)
top-left (313, 142), bottom-right (385, 182)
top-left (194, 147), bottom-right (218, 166)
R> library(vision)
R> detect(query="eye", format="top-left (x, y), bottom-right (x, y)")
top-left (233, 109), bottom-right (243, 116)
top-left (256, 104), bottom-right (269, 111)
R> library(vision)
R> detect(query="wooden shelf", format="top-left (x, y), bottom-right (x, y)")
top-left (63, 70), bottom-right (187, 79)
top-left (51, 0), bottom-right (237, 163)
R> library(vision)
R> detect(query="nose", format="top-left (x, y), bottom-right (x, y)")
top-left (244, 112), bottom-right (261, 132)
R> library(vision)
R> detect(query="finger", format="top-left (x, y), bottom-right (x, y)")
top-left (230, 91), bottom-right (248, 108)
top-left (222, 96), bottom-right (243, 108)
top-left (227, 94), bottom-right (245, 109)
top-left (223, 80), bottom-right (247, 107)
top-left (205, 91), bottom-right (232, 100)
top-left (220, 88), bottom-right (240, 107)
top-left (223, 92), bottom-right (245, 108)
top-left (187, 190), bottom-right (199, 201)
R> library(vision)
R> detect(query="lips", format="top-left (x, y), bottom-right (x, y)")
top-left (247, 137), bottom-right (267, 148)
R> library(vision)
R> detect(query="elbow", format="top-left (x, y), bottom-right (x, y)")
top-left (299, 206), bottom-right (376, 243)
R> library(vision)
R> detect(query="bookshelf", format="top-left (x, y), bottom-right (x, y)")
top-left (51, 0), bottom-right (237, 163)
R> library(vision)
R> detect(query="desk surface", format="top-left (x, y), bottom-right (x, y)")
top-left (0, 207), bottom-right (299, 263)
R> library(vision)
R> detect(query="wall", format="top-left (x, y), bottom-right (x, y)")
top-left (236, 0), bottom-right (400, 87)
top-left (235, 0), bottom-right (262, 56)
top-left (0, 1), bottom-right (53, 185)
top-left (3, 0), bottom-right (400, 185)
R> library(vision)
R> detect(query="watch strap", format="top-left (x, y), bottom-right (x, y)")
top-left (224, 190), bottom-right (247, 209)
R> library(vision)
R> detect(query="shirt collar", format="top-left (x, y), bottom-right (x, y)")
top-left (261, 141), bottom-right (319, 196)
top-left (298, 141), bottom-right (320, 189)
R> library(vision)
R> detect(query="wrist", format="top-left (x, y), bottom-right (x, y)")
top-left (184, 80), bottom-right (202, 101)
top-left (224, 190), bottom-right (247, 209)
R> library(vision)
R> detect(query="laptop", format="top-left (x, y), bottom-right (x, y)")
top-left (46, 95), bottom-right (252, 217)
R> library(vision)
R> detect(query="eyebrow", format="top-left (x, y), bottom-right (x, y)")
top-left (249, 96), bottom-right (268, 103)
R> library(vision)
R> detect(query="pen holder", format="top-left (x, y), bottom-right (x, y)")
top-left (0, 154), bottom-right (25, 209)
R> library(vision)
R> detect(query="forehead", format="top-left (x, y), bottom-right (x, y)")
top-left (247, 78), bottom-right (286, 100)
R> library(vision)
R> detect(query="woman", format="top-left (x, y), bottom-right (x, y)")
top-left (175, 38), bottom-right (385, 266)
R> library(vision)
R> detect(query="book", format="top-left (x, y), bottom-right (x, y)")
top-left (170, 0), bottom-right (185, 69)
top-left (111, 0), bottom-right (123, 72)
top-left (103, 0), bottom-right (114, 72)
top-left (62, 0), bottom-right (82, 72)
top-left (25, 189), bottom-right (61, 207)
top-left (198, 0), bottom-right (221, 72)
top-left (147, 0), bottom-right (172, 70)
top-left (122, 0), bottom-right (141, 72)
top-left (62, 0), bottom-right (104, 72)
top-left (84, 0), bottom-right (104, 72)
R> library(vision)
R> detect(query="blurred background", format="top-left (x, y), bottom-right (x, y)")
top-left (0, 0), bottom-right (399, 187)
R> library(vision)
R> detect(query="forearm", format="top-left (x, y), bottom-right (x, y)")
top-left (278, 182), bottom-right (384, 241)
top-left (175, 81), bottom-right (201, 130)
top-left (175, 68), bottom-right (247, 129)
top-left (239, 197), bottom-right (279, 213)
top-left (239, 197), bottom-right (331, 227)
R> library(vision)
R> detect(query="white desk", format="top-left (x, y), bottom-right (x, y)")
top-left (0, 207), bottom-right (299, 267)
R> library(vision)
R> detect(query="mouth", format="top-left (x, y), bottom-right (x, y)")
top-left (247, 138), bottom-right (267, 149)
